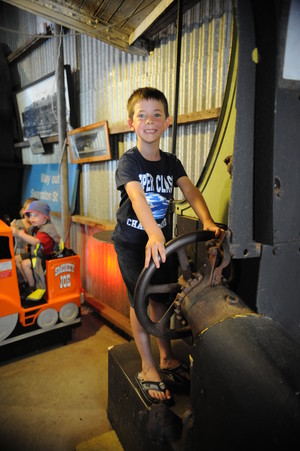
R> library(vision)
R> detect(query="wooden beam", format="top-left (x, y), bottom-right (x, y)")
top-left (14, 135), bottom-right (59, 148)
top-left (109, 107), bottom-right (221, 135)
top-left (3, 0), bottom-right (149, 55)
top-left (14, 108), bottom-right (220, 148)
top-left (169, 108), bottom-right (221, 125)
top-left (129, 0), bottom-right (175, 45)
top-left (71, 215), bottom-right (115, 230)
top-left (7, 32), bottom-right (51, 64)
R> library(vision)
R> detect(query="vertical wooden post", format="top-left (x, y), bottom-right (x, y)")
top-left (55, 24), bottom-right (69, 246)
top-left (171, 0), bottom-right (183, 156)
top-left (169, 0), bottom-right (183, 238)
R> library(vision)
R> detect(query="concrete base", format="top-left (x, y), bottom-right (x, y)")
top-left (0, 306), bottom-right (128, 451)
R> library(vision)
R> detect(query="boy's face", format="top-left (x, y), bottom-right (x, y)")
top-left (26, 212), bottom-right (48, 227)
top-left (128, 99), bottom-right (170, 145)
top-left (21, 201), bottom-right (32, 219)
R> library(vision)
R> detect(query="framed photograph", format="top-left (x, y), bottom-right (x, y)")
top-left (68, 121), bottom-right (111, 164)
top-left (15, 65), bottom-right (72, 141)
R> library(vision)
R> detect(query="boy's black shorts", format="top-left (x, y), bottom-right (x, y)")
top-left (113, 240), bottom-right (178, 308)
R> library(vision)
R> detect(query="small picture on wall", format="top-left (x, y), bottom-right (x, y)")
top-left (68, 121), bottom-right (111, 164)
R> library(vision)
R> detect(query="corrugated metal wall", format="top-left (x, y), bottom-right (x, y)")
top-left (1, 0), bottom-right (233, 216)
top-left (0, 0), bottom-right (233, 321)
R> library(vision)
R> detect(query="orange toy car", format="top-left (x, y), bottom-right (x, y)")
top-left (0, 219), bottom-right (82, 345)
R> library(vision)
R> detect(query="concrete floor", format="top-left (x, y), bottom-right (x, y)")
top-left (0, 305), bottom-right (128, 451)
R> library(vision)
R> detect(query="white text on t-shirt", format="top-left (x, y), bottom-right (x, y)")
top-left (139, 173), bottom-right (173, 194)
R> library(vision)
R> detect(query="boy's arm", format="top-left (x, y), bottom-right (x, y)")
top-left (125, 181), bottom-right (166, 268)
top-left (11, 226), bottom-right (40, 246)
top-left (177, 176), bottom-right (222, 236)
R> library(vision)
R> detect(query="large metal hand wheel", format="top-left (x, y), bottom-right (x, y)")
top-left (134, 230), bottom-right (215, 340)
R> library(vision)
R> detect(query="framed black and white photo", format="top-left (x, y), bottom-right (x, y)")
top-left (15, 65), bottom-right (72, 141)
top-left (68, 121), bottom-right (111, 164)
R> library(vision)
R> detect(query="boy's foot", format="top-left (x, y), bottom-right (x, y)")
top-left (135, 372), bottom-right (174, 406)
top-left (19, 280), bottom-right (29, 294)
top-left (159, 362), bottom-right (190, 388)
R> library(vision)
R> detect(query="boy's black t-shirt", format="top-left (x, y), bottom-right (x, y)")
top-left (112, 146), bottom-right (187, 247)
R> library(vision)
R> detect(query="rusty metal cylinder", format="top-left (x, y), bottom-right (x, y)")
top-left (181, 284), bottom-right (255, 339)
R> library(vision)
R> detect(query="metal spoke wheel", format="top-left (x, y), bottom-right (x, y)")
top-left (134, 230), bottom-right (215, 340)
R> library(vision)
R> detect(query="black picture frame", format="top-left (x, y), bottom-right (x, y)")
top-left (15, 65), bottom-right (73, 141)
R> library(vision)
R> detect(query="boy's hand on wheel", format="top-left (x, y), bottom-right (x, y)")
top-left (145, 234), bottom-right (166, 269)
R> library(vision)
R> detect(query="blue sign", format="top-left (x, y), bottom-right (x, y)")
top-left (22, 163), bottom-right (79, 214)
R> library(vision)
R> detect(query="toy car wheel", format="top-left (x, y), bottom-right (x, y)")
top-left (0, 313), bottom-right (18, 342)
top-left (37, 308), bottom-right (58, 329)
top-left (59, 303), bottom-right (79, 323)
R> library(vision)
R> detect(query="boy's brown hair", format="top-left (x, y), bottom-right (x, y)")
top-left (127, 87), bottom-right (169, 120)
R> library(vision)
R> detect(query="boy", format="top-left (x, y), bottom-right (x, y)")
top-left (112, 87), bottom-right (221, 405)
top-left (11, 200), bottom-right (61, 295)
top-left (10, 197), bottom-right (37, 256)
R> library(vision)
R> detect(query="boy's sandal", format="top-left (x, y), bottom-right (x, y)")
top-left (135, 372), bottom-right (174, 406)
top-left (159, 363), bottom-right (190, 387)
top-left (26, 288), bottom-right (46, 302)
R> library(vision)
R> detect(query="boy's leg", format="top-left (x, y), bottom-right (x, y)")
top-left (15, 254), bottom-right (24, 275)
top-left (15, 255), bottom-right (28, 283)
top-left (21, 259), bottom-right (35, 287)
top-left (150, 299), bottom-right (190, 379)
top-left (149, 299), bottom-right (175, 365)
top-left (130, 306), bottom-right (172, 402)
top-left (114, 241), bottom-right (172, 402)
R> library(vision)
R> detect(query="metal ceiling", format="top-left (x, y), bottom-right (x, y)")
top-left (2, 0), bottom-right (200, 54)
